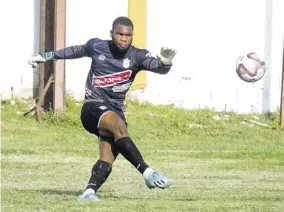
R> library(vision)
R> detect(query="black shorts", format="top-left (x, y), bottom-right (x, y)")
top-left (80, 100), bottom-right (127, 139)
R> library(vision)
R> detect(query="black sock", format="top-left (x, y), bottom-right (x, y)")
top-left (115, 137), bottom-right (149, 174)
top-left (86, 160), bottom-right (112, 192)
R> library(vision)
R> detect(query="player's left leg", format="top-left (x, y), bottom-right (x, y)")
top-left (98, 111), bottom-right (175, 189)
top-left (77, 138), bottom-right (118, 201)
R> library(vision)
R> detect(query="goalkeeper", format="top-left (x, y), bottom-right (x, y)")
top-left (29, 16), bottom-right (177, 201)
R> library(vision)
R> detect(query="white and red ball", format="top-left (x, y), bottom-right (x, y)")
top-left (236, 52), bottom-right (266, 83)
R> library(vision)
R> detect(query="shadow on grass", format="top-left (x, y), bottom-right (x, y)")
top-left (98, 193), bottom-right (197, 201)
top-left (30, 189), bottom-right (81, 196)
top-left (9, 188), bottom-right (197, 201)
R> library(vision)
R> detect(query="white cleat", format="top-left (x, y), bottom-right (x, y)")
top-left (144, 169), bottom-right (175, 189)
top-left (76, 188), bottom-right (100, 201)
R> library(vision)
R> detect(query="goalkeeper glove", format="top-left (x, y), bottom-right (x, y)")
top-left (28, 52), bottom-right (54, 68)
top-left (157, 47), bottom-right (177, 66)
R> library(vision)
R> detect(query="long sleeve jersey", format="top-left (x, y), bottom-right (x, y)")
top-left (53, 38), bottom-right (172, 110)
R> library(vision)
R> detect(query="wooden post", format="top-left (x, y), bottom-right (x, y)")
top-left (39, 0), bottom-right (46, 107)
top-left (38, 0), bottom-right (65, 115)
top-left (39, 0), bottom-right (55, 111)
top-left (53, 0), bottom-right (66, 113)
top-left (280, 39), bottom-right (284, 128)
top-left (35, 74), bottom-right (54, 121)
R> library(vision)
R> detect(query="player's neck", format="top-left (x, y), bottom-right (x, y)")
top-left (108, 41), bottom-right (129, 58)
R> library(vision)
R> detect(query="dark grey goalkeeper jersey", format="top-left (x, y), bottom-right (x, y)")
top-left (53, 38), bottom-right (172, 110)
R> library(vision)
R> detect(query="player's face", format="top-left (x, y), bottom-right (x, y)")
top-left (111, 24), bottom-right (133, 51)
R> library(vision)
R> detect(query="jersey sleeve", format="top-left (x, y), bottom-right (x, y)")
top-left (53, 38), bottom-right (97, 59)
top-left (136, 49), bottom-right (172, 74)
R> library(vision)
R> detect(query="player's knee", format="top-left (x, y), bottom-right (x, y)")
top-left (113, 125), bottom-right (128, 140)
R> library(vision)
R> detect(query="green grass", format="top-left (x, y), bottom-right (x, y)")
top-left (1, 98), bottom-right (284, 212)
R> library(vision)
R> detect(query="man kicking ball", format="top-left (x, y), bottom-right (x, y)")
top-left (29, 16), bottom-right (177, 201)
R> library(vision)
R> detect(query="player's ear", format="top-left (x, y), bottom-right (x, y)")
top-left (110, 30), bottom-right (113, 38)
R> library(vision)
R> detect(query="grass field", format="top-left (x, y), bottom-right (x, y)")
top-left (1, 98), bottom-right (284, 212)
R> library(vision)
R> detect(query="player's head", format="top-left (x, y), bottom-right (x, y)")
top-left (110, 16), bottom-right (134, 52)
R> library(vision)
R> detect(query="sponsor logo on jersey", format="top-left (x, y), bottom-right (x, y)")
top-left (92, 70), bottom-right (132, 87)
top-left (112, 82), bottom-right (132, 92)
top-left (123, 58), bottom-right (130, 69)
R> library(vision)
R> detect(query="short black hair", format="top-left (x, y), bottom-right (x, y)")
top-left (112, 16), bottom-right (134, 30)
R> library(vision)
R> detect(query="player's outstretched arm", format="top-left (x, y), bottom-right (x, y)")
top-left (137, 47), bottom-right (177, 74)
top-left (28, 41), bottom-right (93, 68)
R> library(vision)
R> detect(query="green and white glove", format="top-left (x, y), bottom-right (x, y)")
top-left (28, 52), bottom-right (54, 68)
top-left (157, 47), bottom-right (177, 66)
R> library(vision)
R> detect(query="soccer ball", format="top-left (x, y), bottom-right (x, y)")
top-left (236, 52), bottom-right (266, 83)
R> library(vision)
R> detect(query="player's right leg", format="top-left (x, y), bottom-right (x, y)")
top-left (77, 101), bottom-right (119, 201)
top-left (98, 110), bottom-right (175, 189)
top-left (77, 138), bottom-right (118, 201)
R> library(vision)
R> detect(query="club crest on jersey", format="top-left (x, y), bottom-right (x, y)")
top-left (92, 70), bottom-right (132, 87)
top-left (123, 58), bottom-right (130, 69)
